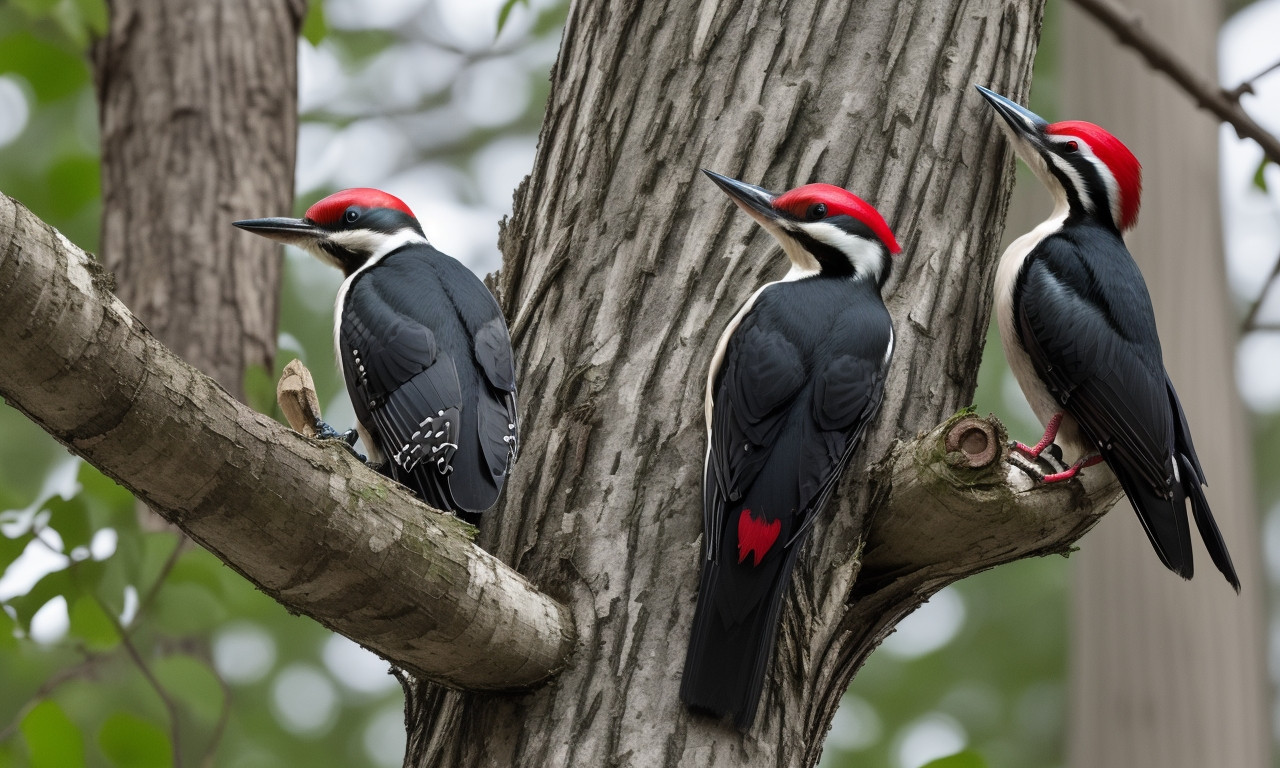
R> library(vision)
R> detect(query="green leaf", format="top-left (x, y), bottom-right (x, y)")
top-left (920, 750), bottom-right (990, 768)
top-left (0, 529), bottom-right (33, 568)
top-left (11, 0), bottom-right (60, 16)
top-left (79, 463), bottom-right (137, 534)
top-left (154, 655), bottom-right (225, 724)
top-left (20, 699), bottom-right (84, 768)
top-left (1253, 157), bottom-right (1270, 193)
top-left (43, 495), bottom-right (92, 552)
top-left (97, 712), bottom-right (171, 768)
top-left (496, 0), bottom-right (527, 36)
top-left (0, 607), bottom-right (17, 649)
top-left (67, 595), bottom-right (118, 650)
top-left (301, 0), bottom-right (327, 46)
top-left (6, 568), bottom-right (73, 630)
top-left (72, 0), bottom-right (107, 36)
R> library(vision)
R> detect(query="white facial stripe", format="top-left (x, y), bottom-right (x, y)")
top-left (327, 228), bottom-right (393, 254)
top-left (800, 221), bottom-right (886, 283)
top-left (1046, 151), bottom-right (1093, 215)
top-left (1080, 148), bottom-right (1121, 227)
top-left (771, 224), bottom-right (822, 275)
top-left (1047, 135), bottom-right (1122, 226)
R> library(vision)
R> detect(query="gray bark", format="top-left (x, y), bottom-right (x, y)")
top-left (1061, 2), bottom-right (1269, 766)
top-left (0, 193), bottom-right (574, 691)
top-left (403, 1), bottom-right (1063, 765)
top-left (91, 0), bottom-right (304, 398)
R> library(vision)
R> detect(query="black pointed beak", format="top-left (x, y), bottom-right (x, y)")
top-left (232, 217), bottom-right (325, 247)
top-left (974, 85), bottom-right (1048, 142)
top-left (702, 169), bottom-right (782, 227)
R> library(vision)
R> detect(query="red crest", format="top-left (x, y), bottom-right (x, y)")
top-left (1047, 121), bottom-right (1142, 230)
top-left (774, 184), bottom-right (901, 254)
top-left (737, 509), bottom-right (782, 567)
top-left (304, 188), bottom-right (416, 226)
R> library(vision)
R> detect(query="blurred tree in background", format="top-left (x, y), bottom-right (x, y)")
top-left (0, 0), bottom-right (1274, 766)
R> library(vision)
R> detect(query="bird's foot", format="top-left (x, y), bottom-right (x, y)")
top-left (313, 420), bottom-right (366, 461)
top-left (1007, 441), bottom-right (1068, 480)
top-left (1040, 454), bottom-right (1103, 483)
top-left (1010, 414), bottom-right (1065, 460)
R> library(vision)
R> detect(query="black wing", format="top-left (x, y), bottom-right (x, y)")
top-left (340, 247), bottom-right (518, 515)
top-left (704, 282), bottom-right (892, 561)
top-left (1015, 227), bottom-right (1199, 576)
top-left (704, 313), bottom-right (807, 562)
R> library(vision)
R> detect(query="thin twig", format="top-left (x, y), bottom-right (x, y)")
top-left (1241, 245), bottom-right (1280, 332)
top-left (0, 653), bottom-right (100, 742)
top-left (92, 591), bottom-right (184, 768)
top-left (1224, 57), bottom-right (1280, 102)
top-left (199, 667), bottom-right (233, 768)
top-left (1068, 0), bottom-right (1280, 168)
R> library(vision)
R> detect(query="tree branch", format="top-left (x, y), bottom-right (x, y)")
top-left (0, 191), bottom-right (573, 692)
top-left (1066, 0), bottom-right (1280, 168)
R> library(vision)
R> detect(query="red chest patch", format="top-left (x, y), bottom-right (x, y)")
top-left (737, 509), bottom-right (781, 566)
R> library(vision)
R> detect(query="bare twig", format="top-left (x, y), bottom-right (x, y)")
top-left (1068, 0), bottom-right (1280, 168)
top-left (0, 653), bottom-right (100, 742)
top-left (1241, 245), bottom-right (1280, 332)
top-left (199, 669), bottom-right (233, 768)
top-left (1224, 58), bottom-right (1280, 102)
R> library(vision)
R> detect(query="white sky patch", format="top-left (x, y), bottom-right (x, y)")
top-left (213, 622), bottom-right (278, 685)
top-left (455, 58), bottom-right (531, 128)
top-left (364, 705), bottom-right (409, 768)
top-left (895, 713), bottom-right (968, 768)
top-left (881, 586), bottom-right (966, 659)
top-left (1221, 2), bottom-right (1280, 327)
top-left (272, 664), bottom-right (340, 735)
top-left (322, 634), bottom-right (398, 695)
top-left (29, 595), bottom-right (69, 645)
top-left (823, 695), bottom-right (883, 755)
top-left (0, 75), bottom-right (30, 147)
top-left (472, 135), bottom-right (537, 211)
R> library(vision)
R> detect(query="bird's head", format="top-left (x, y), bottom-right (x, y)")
top-left (234, 187), bottom-right (427, 275)
top-left (703, 170), bottom-right (901, 286)
top-left (975, 85), bottom-right (1142, 232)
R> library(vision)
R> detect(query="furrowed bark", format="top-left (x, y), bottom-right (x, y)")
top-left (400, 1), bottom-right (1089, 766)
top-left (92, 0), bottom-right (304, 398)
top-left (0, 193), bottom-right (573, 691)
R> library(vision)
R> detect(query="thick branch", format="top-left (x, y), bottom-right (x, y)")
top-left (0, 192), bottom-right (573, 691)
top-left (1067, 0), bottom-right (1280, 167)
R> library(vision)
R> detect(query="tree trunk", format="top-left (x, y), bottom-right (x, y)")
top-left (91, 0), bottom-right (305, 398)
top-left (1061, 2), bottom-right (1270, 766)
top-left (403, 1), bottom-right (1047, 765)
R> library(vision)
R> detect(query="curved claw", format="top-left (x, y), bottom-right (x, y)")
top-left (313, 420), bottom-right (366, 461)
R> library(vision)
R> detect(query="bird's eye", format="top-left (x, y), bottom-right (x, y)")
top-left (344, 208), bottom-right (360, 223)
top-left (806, 203), bottom-right (828, 220)
top-left (1064, 140), bottom-right (1079, 152)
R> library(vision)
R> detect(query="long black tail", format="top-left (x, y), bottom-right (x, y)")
top-left (1108, 451), bottom-right (1240, 592)
top-left (1179, 453), bottom-right (1240, 592)
top-left (680, 547), bottom-right (800, 731)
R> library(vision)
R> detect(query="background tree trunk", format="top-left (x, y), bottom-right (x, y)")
top-left (1061, 2), bottom-right (1269, 766)
top-left (401, 1), bottom-right (1046, 765)
top-left (91, 0), bottom-right (305, 398)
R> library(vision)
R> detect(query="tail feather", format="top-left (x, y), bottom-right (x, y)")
top-left (1178, 453), bottom-right (1241, 593)
top-left (1108, 453), bottom-right (1193, 580)
top-left (681, 548), bottom-right (800, 731)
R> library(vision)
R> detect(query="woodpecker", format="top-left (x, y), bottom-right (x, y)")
top-left (681, 170), bottom-right (898, 730)
top-left (975, 85), bottom-right (1239, 590)
top-left (234, 188), bottom-right (519, 522)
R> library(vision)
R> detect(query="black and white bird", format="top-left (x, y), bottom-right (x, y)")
top-left (681, 170), bottom-right (899, 730)
top-left (976, 85), bottom-right (1238, 590)
top-left (235, 188), bottom-right (518, 522)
